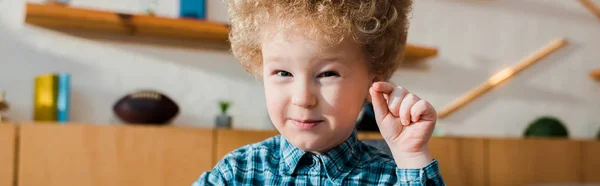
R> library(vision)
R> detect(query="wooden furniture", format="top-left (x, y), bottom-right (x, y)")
top-left (24, 3), bottom-right (438, 61)
top-left (438, 38), bottom-right (567, 119)
top-left (25, 3), bottom-right (230, 42)
top-left (590, 69), bottom-right (600, 81)
top-left (582, 140), bottom-right (600, 183)
top-left (17, 123), bottom-right (214, 186)
top-left (488, 138), bottom-right (583, 186)
top-left (579, 0), bottom-right (600, 20)
top-left (214, 128), bottom-right (279, 164)
top-left (0, 124), bottom-right (16, 186)
top-left (429, 137), bottom-right (487, 186)
top-left (404, 44), bottom-right (438, 61)
top-left (1, 123), bottom-right (599, 186)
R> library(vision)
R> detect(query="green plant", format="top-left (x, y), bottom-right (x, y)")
top-left (523, 116), bottom-right (569, 138)
top-left (219, 101), bottom-right (231, 115)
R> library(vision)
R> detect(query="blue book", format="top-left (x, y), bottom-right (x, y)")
top-left (180, 0), bottom-right (206, 19)
top-left (56, 73), bottom-right (70, 123)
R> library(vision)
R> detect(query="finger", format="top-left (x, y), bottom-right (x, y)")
top-left (411, 100), bottom-right (437, 122)
top-left (372, 82), bottom-right (396, 95)
top-left (387, 87), bottom-right (409, 117)
top-left (369, 86), bottom-right (389, 124)
top-left (399, 93), bottom-right (420, 126)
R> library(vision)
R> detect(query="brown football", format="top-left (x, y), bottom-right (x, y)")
top-left (113, 90), bottom-right (179, 125)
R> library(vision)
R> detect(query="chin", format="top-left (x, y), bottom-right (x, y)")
top-left (287, 133), bottom-right (335, 153)
top-left (294, 141), bottom-right (330, 152)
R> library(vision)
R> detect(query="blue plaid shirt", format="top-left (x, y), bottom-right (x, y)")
top-left (193, 131), bottom-right (445, 185)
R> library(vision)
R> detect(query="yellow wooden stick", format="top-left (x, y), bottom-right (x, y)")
top-left (438, 38), bottom-right (568, 119)
top-left (591, 69), bottom-right (600, 81)
top-left (579, 0), bottom-right (600, 20)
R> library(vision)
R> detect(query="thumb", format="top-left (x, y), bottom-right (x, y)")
top-left (369, 86), bottom-right (389, 124)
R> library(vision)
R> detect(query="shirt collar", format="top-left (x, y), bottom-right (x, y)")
top-left (280, 130), bottom-right (362, 183)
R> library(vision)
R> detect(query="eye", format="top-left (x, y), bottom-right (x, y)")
top-left (318, 71), bottom-right (340, 78)
top-left (275, 70), bottom-right (293, 77)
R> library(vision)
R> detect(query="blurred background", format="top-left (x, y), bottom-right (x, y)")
top-left (0, 0), bottom-right (599, 186)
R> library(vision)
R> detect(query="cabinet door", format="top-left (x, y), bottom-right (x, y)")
top-left (582, 140), bottom-right (600, 183)
top-left (429, 137), bottom-right (486, 186)
top-left (488, 138), bottom-right (582, 186)
top-left (18, 124), bottom-right (214, 186)
top-left (0, 124), bottom-right (16, 186)
top-left (214, 129), bottom-right (279, 163)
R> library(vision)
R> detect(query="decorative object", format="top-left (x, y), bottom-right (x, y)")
top-left (34, 73), bottom-right (58, 122)
top-left (578, 0), bottom-right (600, 20)
top-left (56, 73), bottom-right (70, 123)
top-left (33, 73), bottom-right (71, 123)
top-left (523, 116), bottom-right (569, 138)
top-left (438, 38), bottom-right (567, 119)
top-left (179, 0), bottom-right (206, 19)
top-left (113, 90), bottom-right (179, 125)
top-left (216, 100), bottom-right (232, 128)
top-left (0, 91), bottom-right (9, 122)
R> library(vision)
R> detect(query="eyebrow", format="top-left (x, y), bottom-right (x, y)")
top-left (263, 56), bottom-right (284, 63)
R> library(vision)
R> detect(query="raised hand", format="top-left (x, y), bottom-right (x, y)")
top-left (369, 81), bottom-right (437, 168)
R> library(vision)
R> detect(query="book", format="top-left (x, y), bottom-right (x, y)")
top-left (57, 73), bottom-right (70, 123)
top-left (34, 73), bottom-right (58, 121)
top-left (179, 0), bottom-right (205, 19)
top-left (33, 73), bottom-right (71, 123)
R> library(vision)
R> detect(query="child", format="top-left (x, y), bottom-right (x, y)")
top-left (194, 0), bottom-right (444, 185)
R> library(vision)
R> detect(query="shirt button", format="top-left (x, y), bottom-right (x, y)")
top-left (309, 158), bottom-right (317, 167)
top-left (305, 157), bottom-right (315, 167)
top-left (301, 155), bottom-right (316, 167)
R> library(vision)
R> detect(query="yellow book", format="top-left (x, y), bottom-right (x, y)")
top-left (34, 73), bottom-right (58, 122)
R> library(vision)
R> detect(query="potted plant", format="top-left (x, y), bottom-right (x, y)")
top-left (216, 100), bottom-right (232, 128)
top-left (523, 116), bottom-right (569, 138)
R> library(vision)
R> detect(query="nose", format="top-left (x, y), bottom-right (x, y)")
top-left (291, 79), bottom-right (317, 108)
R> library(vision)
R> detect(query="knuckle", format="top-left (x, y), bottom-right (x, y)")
top-left (396, 86), bottom-right (407, 93)
top-left (406, 93), bottom-right (419, 101)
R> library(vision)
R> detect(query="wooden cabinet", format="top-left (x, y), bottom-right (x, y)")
top-left (0, 124), bottom-right (16, 186)
top-left (582, 140), bottom-right (600, 183)
top-left (214, 128), bottom-right (279, 163)
top-left (429, 137), bottom-right (487, 186)
top-left (488, 138), bottom-right (583, 186)
top-left (2, 124), bottom-right (599, 186)
top-left (17, 124), bottom-right (214, 186)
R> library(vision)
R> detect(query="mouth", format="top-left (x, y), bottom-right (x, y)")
top-left (289, 118), bottom-right (324, 130)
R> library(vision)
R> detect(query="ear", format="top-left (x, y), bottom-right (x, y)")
top-left (365, 75), bottom-right (382, 103)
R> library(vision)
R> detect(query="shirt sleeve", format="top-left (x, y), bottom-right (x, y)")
top-left (191, 159), bottom-right (232, 186)
top-left (395, 159), bottom-right (445, 186)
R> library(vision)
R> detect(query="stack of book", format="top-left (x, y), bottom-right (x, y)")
top-left (33, 73), bottom-right (70, 123)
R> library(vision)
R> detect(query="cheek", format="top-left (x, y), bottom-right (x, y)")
top-left (320, 81), bottom-right (367, 121)
top-left (264, 83), bottom-right (288, 122)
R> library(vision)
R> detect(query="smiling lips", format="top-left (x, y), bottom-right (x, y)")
top-left (289, 118), bottom-right (323, 129)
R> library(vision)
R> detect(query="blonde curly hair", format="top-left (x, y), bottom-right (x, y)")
top-left (226, 0), bottom-right (412, 81)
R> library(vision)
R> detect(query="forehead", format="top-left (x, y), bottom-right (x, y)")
top-left (260, 26), bottom-right (362, 59)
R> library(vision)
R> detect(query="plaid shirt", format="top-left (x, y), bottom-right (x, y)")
top-left (193, 130), bottom-right (445, 185)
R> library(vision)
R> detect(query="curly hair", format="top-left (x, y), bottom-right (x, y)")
top-left (225, 0), bottom-right (412, 81)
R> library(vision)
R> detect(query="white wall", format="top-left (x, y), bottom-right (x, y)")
top-left (1, 0), bottom-right (599, 138)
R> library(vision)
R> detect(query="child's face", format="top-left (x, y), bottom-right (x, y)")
top-left (261, 28), bottom-right (374, 153)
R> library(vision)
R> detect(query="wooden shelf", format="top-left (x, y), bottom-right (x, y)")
top-left (24, 3), bottom-right (438, 61)
top-left (591, 69), bottom-right (600, 81)
top-left (25, 3), bottom-right (231, 42)
top-left (405, 44), bottom-right (438, 61)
